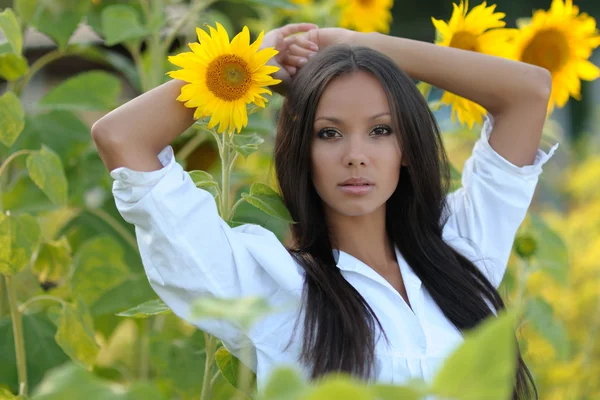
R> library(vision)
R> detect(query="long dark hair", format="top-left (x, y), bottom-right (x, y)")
top-left (273, 44), bottom-right (536, 399)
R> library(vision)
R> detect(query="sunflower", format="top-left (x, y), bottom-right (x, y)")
top-left (167, 23), bottom-right (281, 134)
top-left (432, 1), bottom-right (515, 128)
top-left (338, 0), bottom-right (393, 33)
top-left (513, 0), bottom-right (600, 112)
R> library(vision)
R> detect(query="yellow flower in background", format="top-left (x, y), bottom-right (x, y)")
top-left (514, 0), bottom-right (600, 112)
top-left (432, 1), bottom-right (515, 128)
top-left (338, 0), bottom-right (393, 33)
top-left (167, 23), bottom-right (281, 134)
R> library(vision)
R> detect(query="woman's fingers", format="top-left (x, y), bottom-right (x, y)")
top-left (282, 53), bottom-right (310, 69)
top-left (284, 34), bottom-right (318, 51)
top-left (288, 43), bottom-right (317, 60)
top-left (278, 23), bottom-right (318, 38)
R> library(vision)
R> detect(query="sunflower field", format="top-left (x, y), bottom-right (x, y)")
top-left (0, 0), bottom-right (599, 399)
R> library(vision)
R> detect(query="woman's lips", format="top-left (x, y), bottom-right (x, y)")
top-left (338, 184), bottom-right (374, 195)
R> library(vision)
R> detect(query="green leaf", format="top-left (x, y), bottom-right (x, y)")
top-left (215, 346), bottom-right (256, 393)
top-left (0, 53), bottom-right (28, 81)
top-left (71, 44), bottom-right (140, 91)
top-left (116, 299), bottom-right (173, 319)
top-left (525, 297), bottom-right (569, 361)
top-left (304, 375), bottom-right (372, 400)
top-left (29, 362), bottom-right (167, 399)
top-left (189, 170), bottom-right (220, 199)
top-left (0, 91), bottom-right (25, 147)
top-left (1, 175), bottom-right (57, 215)
top-left (191, 296), bottom-right (276, 331)
top-left (101, 5), bottom-right (148, 46)
top-left (260, 367), bottom-right (307, 400)
top-left (0, 212), bottom-right (41, 275)
top-left (13, 111), bottom-right (92, 168)
top-left (215, 346), bottom-right (240, 387)
top-left (55, 298), bottom-right (100, 368)
top-left (432, 310), bottom-right (518, 400)
top-left (90, 276), bottom-right (157, 317)
top-left (26, 146), bottom-right (69, 207)
top-left (232, 132), bottom-right (264, 159)
top-left (71, 235), bottom-right (130, 306)
top-left (0, 313), bottom-right (69, 395)
top-left (20, 0), bottom-right (91, 50)
top-left (530, 214), bottom-right (568, 285)
top-left (241, 183), bottom-right (294, 223)
top-left (38, 70), bottom-right (121, 111)
top-left (0, 9), bottom-right (23, 54)
top-left (149, 329), bottom-right (207, 397)
top-left (14, 0), bottom-right (36, 24)
top-left (370, 383), bottom-right (424, 400)
top-left (32, 237), bottom-right (72, 283)
top-left (0, 387), bottom-right (22, 399)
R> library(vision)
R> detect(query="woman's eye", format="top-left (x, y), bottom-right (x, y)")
top-left (317, 129), bottom-right (340, 139)
top-left (371, 125), bottom-right (392, 136)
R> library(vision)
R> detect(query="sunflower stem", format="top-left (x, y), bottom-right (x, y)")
top-left (220, 132), bottom-right (232, 221)
top-left (200, 332), bottom-right (217, 400)
top-left (6, 275), bottom-right (28, 397)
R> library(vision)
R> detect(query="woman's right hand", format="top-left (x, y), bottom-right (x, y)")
top-left (260, 23), bottom-right (320, 95)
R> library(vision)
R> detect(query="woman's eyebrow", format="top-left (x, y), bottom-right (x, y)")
top-left (314, 112), bottom-right (391, 124)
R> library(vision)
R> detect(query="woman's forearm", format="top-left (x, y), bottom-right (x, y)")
top-left (352, 32), bottom-right (552, 117)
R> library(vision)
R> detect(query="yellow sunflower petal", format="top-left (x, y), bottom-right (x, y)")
top-left (576, 60), bottom-right (600, 80)
top-left (431, 0), bottom-right (511, 127)
top-left (514, 0), bottom-right (599, 112)
top-left (168, 23), bottom-right (281, 134)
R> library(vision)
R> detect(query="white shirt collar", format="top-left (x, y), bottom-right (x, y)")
top-left (333, 245), bottom-right (422, 290)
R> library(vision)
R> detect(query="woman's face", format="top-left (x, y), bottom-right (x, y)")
top-left (311, 70), bottom-right (404, 218)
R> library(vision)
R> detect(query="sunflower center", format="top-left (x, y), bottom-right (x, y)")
top-left (449, 31), bottom-right (480, 52)
top-left (357, 0), bottom-right (373, 7)
top-left (206, 54), bottom-right (252, 101)
top-left (521, 29), bottom-right (569, 74)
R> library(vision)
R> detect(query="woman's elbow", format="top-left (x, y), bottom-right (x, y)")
top-left (528, 65), bottom-right (552, 105)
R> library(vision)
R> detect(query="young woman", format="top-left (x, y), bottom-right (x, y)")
top-left (92, 23), bottom-right (558, 399)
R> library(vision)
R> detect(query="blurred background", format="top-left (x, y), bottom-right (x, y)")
top-left (0, 0), bottom-right (599, 399)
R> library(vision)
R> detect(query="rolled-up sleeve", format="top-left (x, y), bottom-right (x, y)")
top-left (110, 145), bottom-right (293, 357)
top-left (443, 115), bottom-right (559, 288)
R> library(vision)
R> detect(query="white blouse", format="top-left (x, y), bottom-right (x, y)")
top-left (109, 116), bottom-right (558, 391)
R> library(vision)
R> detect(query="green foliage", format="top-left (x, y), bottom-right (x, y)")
top-left (529, 214), bottom-right (569, 285)
top-left (0, 9), bottom-right (23, 54)
top-left (260, 367), bottom-right (307, 400)
top-left (26, 146), bottom-right (68, 208)
top-left (241, 183), bottom-right (295, 223)
top-left (0, 314), bottom-right (69, 395)
top-left (15, 0), bottom-right (91, 50)
top-left (0, 213), bottom-right (41, 276)
top-left (116, 299), bottom-right (172, 319)
top-left (191, 295), bottom-right (277, 331)
top-left (38, 71), bottom-right (121, 111)
top-left (232, 133), bottom-right (265, 159)
top-left (0, 91), bottom-right (24, 147)
top-left (215, 346), bottom-right (256, 393)
top-left (55, 298), bottom-right (100, 369)
top-left (31, 237), bottom-right (72, 283)
top-left (432, 310), bottom-right (518, 400)
top-left (525, 297), bottom-right (570, 361)
top-left (29, 362), bottom-right (166, 400)
top-left (101, 5), bottom-right (148, 47)
top-left (71, 236), bottom-right (130, 306)
top-left (189, 170), bottom-right (221, 198)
